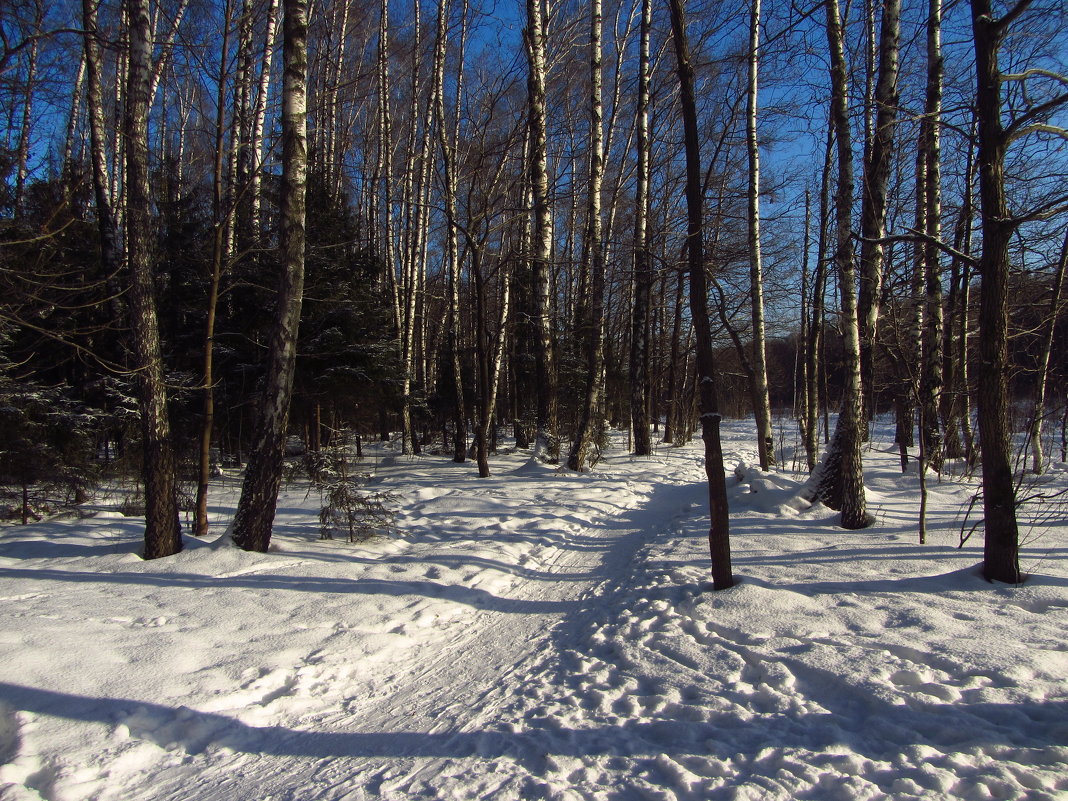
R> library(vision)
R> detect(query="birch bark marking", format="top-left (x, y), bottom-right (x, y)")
top-left (746, 0), bottom-right (774, 470)
top-left (432, 0), bottom-right (467, 463)
top-left (14, 2), bottom-right (42, 219)
top-left (124, 0), bottom-right (183, 559)
top-left (232, 0), bottom-right (309, 553)
top-left (568, 0), bottom-right (606, 472)
top-left (250, 0), bottom-right (281, 233)
top-left (822, 0), bottom-right (871, 529)
top-left (82, 0), bottom-right (120, 288)
top-left (526, 0), bottom-right (559, 462)
top-left (857, 0), bottom-right (901, 432)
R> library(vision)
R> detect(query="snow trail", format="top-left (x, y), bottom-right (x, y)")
top-left (0, 424), bottom-right (1066, 800)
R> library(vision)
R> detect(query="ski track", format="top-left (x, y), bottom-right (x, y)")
top-left (0, 425), bottom-right (1066, 800)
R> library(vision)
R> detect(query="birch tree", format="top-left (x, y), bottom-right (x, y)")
top-left (124, 0), bottom-right (183, 559)
top-left (232, 0), bottom-right (308, 553)
top-left (857, 0), bottom-right (900, 437)
top-left (568, 0), bottom-right (607, 471)
top-left (525, 0), bottom-right (559, 462)
top-left (919, 0), bottom-right (945, 473)
top-left (803, 0), bottom-right (872, 530)
top-left (745, 0), bottom-right (774, 470)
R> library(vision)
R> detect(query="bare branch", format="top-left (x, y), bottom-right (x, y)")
top-left (993, 0), bottom-right (1035, 31)
top-left (1001, 68), bottom-right (1068, 86)
top-left (1004, 90), bottom-right (1068, 139)
top-left (856, 229), bottom-right (979, 267)
top-left (1006, 122), bottom-right (1068, 145)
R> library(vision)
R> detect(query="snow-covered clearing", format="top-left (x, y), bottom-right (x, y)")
top-left (1, 420), bottom-right (1066, 800)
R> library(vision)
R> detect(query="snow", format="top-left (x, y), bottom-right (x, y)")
top-left (1, 419), bottom-right (1066, 800)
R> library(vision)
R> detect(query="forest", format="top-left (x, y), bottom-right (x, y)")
top-left (0, 0), bottom-right (1066, 587)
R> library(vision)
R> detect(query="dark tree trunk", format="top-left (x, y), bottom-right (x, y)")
top-left (629, 0), bottom-right (653, 457)
top-left (970, 0), bottom-right (1023, 583)
top-left (668, 0), bottom-right (733, 590)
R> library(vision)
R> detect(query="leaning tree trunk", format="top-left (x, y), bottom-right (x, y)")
top-left (668, 0), bottom-right (733, 590)
top-left (232, 0), bottom-right (308, 553)
top-left (124, 0), bottom-right (182, 559)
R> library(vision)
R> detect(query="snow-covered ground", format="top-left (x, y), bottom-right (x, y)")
top-left (1, 420), bottom-right (1066, 800)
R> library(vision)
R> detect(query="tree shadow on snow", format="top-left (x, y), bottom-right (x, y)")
top-left (0, 567), bottom-right (576, 614)
top-left (0, 681), bottom-right (1064, 771)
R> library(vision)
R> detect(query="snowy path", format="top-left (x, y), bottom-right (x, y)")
top-left (1, 425), bottom-right (1066, 800)
top-left (123, 454), bottom-right (702, 800)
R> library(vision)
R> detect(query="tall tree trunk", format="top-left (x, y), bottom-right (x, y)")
top-left (232, 0), bottom-right (308, 553)
top-left (806, 0), bottom-right (871, 529)
top-left (857, 0), bottom-right (901, 434)
top-left (568, 0), bottom-right (606, 472)
top-left (970, 0), bottom-right (1023, 583)
top-left (745, 0), bottom-right (774, 470)
top-left (124, 0), bottom-right (182, 559)
top-left (525, 0), bottom-right (559, 462)
top-left (433, 0), bottom-right (467, 463)
top-left (395, 0), bottom-right (425, 456)
top-left (147, 0), bottom-right (189, 108)
top-left (629, 0), bottom-right (653, 457)
top-left (194, 0), bottom-right (236, 538)
top-left (667, 0), bottom-right (733, 590)
top-left (919, 0), bottom-right (945, 473)
top-left (797, 188), bottom-right (811, 465)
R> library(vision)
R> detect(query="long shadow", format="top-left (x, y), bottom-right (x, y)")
top-left (0, 568), bottom-right (576, 614)
top-left (0, 539), bottom-right (141, 560)
top-left (1, 681), bottom-right (1063, 767)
